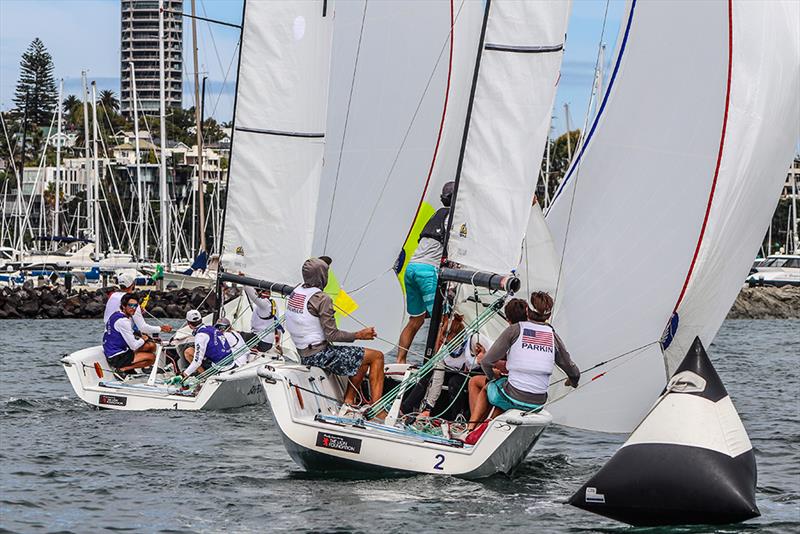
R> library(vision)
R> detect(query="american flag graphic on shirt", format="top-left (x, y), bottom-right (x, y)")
top-left (287, 292), bottom-right (306, 313)
top-left (522, 328), bottom-right (553, 350)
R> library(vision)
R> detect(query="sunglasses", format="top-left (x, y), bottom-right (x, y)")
top-left (126, 303), bottom-right (139, 309)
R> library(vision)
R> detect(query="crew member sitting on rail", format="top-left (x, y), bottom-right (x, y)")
top-left (102, 294), bottom-right (157, 372)
top-left (177, 309), bottom-right (233, 379)
top-left (103, 270), bottom-right (173, 335)
top-left (241, 280), bottom-right (283, 353)
top-left (466, 292), bottom-right (581, 431)
top-left (285, 257), bottom-right (386, 414)
top-left (214, 316), bottom-right (250, 367)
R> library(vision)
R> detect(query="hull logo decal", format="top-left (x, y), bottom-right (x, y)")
top-left (585, 487), bottom-right (606, 504)
top-left (99, 394), bottom-right (127, 407)
top-left (316, 432), bottom-right (362, 454)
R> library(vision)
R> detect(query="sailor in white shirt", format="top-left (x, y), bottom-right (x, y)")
top-left (103, 271), bottom-right (173, 336)
top-left (240, 280), bottom-right (283, 353)
top-left (215, 317), bottom-right (251, 367)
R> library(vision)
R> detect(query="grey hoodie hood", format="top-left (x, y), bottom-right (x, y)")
top-left (302, 258), bottom-right (329, 289)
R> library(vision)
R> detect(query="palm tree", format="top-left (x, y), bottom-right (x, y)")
top-left (62, 94), bottom-right (80, 114)
top-left (99, 89), bottom-right (119, 113)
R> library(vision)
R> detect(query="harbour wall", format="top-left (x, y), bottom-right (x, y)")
top-left (0, 285), bottom-right (241, 320)
top-left (0, 284), bottom-right (796, 320)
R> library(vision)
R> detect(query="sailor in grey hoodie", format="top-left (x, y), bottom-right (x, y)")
top-left (284, 258), bottom-right (387, 412)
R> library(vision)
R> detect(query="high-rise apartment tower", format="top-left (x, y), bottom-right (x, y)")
top-left (120, 0), bottom-right (183, 117)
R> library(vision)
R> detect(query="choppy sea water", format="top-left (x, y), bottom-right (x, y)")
top-left (0, 319), bottom-right (798, 533)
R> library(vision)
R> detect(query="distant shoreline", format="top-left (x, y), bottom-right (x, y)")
top-left (1, 284), bottom-right (797, 320)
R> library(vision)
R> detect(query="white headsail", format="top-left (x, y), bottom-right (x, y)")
top-left (448, 0), bottom-right (572, 276)
top-left (661, 0), bottom-right (800, 372)
top-left (544, 0), bottom-right (800, 433)
top-left (222, 1), bottom-right (335, 284)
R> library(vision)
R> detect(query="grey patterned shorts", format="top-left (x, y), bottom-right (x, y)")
top-left (301, 345), bottom-right (365, 377)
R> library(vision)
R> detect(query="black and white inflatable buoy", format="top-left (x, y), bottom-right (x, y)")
top-left (569, 337), bottom-right (759, 526)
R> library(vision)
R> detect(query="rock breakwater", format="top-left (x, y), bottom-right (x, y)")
top-left (0, 285), bottom-right (241, 320)
top-left (726, 285), bottom-right (800, 320)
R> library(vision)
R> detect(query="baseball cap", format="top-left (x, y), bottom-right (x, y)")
top-left (186, 309), bottom-right (202, 323)
top-left (117, 271), bottom-right (136, 288)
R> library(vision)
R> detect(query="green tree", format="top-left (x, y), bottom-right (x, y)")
top-left (540, 129), bottom-right (582, 201)
top-left (99, 89), bottom-right (120, 113)
top-left (13, 38), bottom-right (58, 126)
top-left (62, 94), bottom-right (80, 114)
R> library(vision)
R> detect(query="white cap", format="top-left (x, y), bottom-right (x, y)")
top-left (117, 270), bottom-right (136, 288)
top-left (186, 309), bottom-right (202, 323)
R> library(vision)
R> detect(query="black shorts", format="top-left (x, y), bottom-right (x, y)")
top-left (240, 331), bottom-right (273, 353)
top-left (107, 349), bottom-right (135, 369)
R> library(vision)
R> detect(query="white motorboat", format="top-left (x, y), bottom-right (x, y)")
top-left (745, 254), bottom-right (800, 287)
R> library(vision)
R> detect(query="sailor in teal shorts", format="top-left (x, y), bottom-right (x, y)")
top-left (467, 292), bottom-right (582, 431)
top-left (396, 181), bottom-right (455, 364)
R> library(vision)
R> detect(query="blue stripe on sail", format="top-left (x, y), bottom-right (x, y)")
top-left (550, 0), bottom-right (638, 205)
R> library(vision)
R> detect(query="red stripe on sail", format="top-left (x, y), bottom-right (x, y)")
top-left (673, 0), bottom-right (733, 313)
top-left (400, 0), bottom-right (455, 246)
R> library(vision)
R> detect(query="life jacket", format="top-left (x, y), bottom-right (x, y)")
top-left (284, 286), bottom-right (326, 349)
top-left (195, 325), bottom-right (232, 363)
top-left (506, 321), bottom-right (556, 395)
top-left (103, 311), bottom-right (130, 357)
top-left (443, 337), bottom-right (475, 370)
top-left (250, 297), bottom-right (279, 343)
top-left (418, 207), bottom-right (449, 244)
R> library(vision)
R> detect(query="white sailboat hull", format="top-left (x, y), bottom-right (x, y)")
top-left (61, 345), bottom-right (268, 411)
top-left (259, 364), bottom-right (552, 478)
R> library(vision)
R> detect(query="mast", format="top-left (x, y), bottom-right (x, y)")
top-left (15, 90), bottom-right (29, 258)
top-left (158, 0), bottom-right (170, 268)
top-left (130, 62), bottom-right (145, 259)
top-left (91, 81), bottom-right (102, 257)
top-left (564, 102), bottom-right (573, 161)
top-left (54, 79), bottom-right (63, 239)
top-left (191, 0), bottom-right (206, 254)
top-left (544, 118), bottom-right (553, 209)
top-left (791, 164), bottom-right (798, 254)
top-left (81, 72), bottom-right (91, 241)
top-left (423, 0), bottom-right (492, 359)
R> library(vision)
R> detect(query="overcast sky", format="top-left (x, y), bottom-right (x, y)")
top-left (0, 0), bottom-right (625, 135)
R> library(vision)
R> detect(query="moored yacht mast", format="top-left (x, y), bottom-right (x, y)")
top-left (81, 72), bottom-right (91, 242)
top-left (91, 82), bottom-right (102, 258)
top-left (158, 0), bottom-right (170, 269)
top-left (130, 62), bottom-right (145, 259)
top-left (53, 79), bottom-right (63, 240)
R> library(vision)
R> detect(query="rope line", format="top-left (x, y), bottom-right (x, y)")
top-left (367, 293), bottom-right (507, 418)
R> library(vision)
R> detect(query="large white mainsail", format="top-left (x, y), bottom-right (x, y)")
top-left (544, 0), bottom-right (800, 433)
top-left (222, 1), bottom-right (335, 284)
top-left (307, 0), bottom-right (487, 352)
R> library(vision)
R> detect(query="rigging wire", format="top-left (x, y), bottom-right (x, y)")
top-left (322, 0), bottom-right (369, 253)
top-left (551, 0), bottom-right (612, 305)
top-left (342, 0), bottom-right (467, 282)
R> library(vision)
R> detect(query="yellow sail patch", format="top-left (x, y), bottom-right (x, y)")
top-left (324, 268), bottom-right (359, 323)
top-left (397, 201), bottom-right (436, 293)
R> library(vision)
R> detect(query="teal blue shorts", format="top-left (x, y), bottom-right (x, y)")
top-left (486, 377), bottom-right (543, 412)
top-left (404, 262), bottom-right (438, 317)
